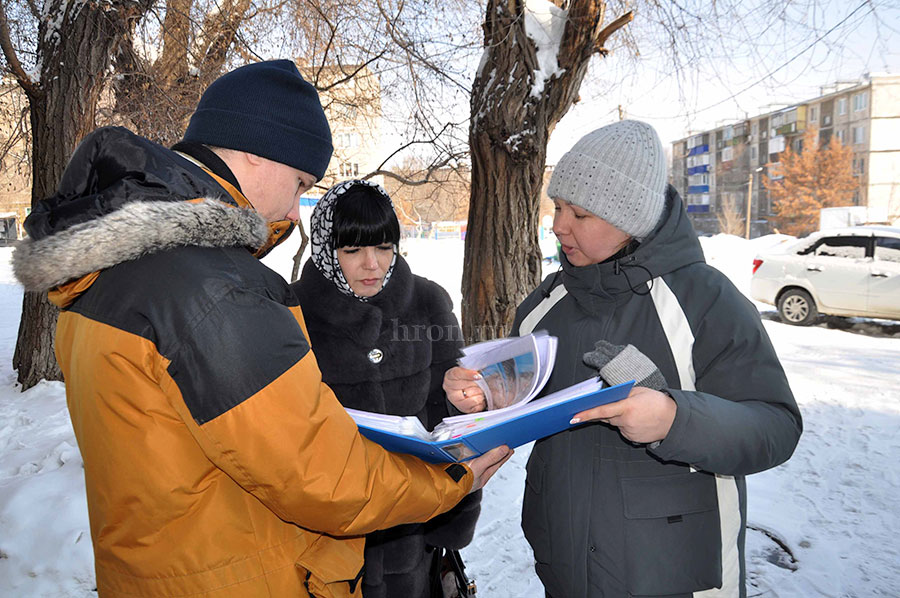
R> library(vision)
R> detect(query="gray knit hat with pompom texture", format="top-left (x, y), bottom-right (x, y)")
top-left (547, 120), bottom-right (667, 239)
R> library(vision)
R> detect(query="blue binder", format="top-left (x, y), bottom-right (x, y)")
top-left (356, 380), bottom-right (635, 463)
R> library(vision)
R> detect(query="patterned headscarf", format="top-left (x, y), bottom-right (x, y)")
top-left (310, 179), bottom-right (398, 301)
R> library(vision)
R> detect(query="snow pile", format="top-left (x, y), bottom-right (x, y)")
top-left (700, 233), bottom-right (795, 298)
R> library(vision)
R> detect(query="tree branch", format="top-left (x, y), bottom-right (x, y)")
top-left (365, 158), bottom-right (454, 187)
top-left (0, 0), bottom-right (40, 98)
top-left (372, 121), bottom-right (457, 173)
top-left (593, 10), bottom-right (634, 55)
top-left (314, 53), bottom-right (385, 93)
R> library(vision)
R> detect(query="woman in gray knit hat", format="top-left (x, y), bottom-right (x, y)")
top-left (445, 120), bottom-right (802, 598)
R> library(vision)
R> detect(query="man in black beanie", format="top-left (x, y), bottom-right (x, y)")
top-left (12, 60), bottom-right (511, 598)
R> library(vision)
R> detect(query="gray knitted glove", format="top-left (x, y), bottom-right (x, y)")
top-left (583, 340), bottom-right (668, 391)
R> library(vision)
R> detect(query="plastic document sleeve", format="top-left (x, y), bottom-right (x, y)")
top-left (354, 380), bottom-right (635, 463)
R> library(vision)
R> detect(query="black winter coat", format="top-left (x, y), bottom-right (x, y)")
top-left (292, 256), bottom-right (481, 598)
top-left (512, 187), bottom-right (802, 598)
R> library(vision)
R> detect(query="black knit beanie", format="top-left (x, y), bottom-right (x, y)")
top-left (183, 60), bottom-right (333, 180)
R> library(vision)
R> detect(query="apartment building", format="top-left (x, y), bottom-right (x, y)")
top-left (304, 64), bottom-right (383, 194)
top-left (671, 73), bottom-right (900, 235)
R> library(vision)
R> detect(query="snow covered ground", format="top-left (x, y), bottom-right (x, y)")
top-left (1, 233), bottom-right (899, 597)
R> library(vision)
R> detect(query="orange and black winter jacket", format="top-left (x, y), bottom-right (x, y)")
top-left (13, 127), bottom-right (472, 598)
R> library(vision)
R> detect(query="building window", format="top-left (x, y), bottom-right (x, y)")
top-left (769, 136), bottom-right (786, 154)
top-left (809, 106), bottom-right (817, 123)
top-left (751, 146), bottom-right (758, 162)
top-left (835, 129), bottom-right (846, 144)
top-left (336, 133), bottom-right (360, 148)
top-left (853, 91), bottom-right (868, 112)
top-left (837, 97), bottom-right (848, 115)
top-left (722, 147), bottom-right (733, 162)
top-left (852, 125), bottom-right (865, 145)
top-left (339, 162), bottom-right (360, 177)
top-left (853, 157), bottom-right (866, 175)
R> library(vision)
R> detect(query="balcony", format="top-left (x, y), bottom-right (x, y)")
top-left (687, 144), bottom-right (710, 156)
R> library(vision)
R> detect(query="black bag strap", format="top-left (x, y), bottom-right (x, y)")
top-left (447, 549), bottom-right (477, 597)
top-left (429, 547), bottom-right (445, 597)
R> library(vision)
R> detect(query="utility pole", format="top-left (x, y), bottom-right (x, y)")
top-left (746, 166), bottom-right (764, 239)
top-left (745, 172), bottom-right (753, 239)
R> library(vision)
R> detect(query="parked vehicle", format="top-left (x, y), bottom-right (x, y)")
top-left (750, 226), bottom-right (900, 325)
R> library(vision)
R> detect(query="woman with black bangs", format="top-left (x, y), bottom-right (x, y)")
top-left (291, 179), bottom-right (480, 598)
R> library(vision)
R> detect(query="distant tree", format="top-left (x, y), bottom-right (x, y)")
top-left (714, 143), bottom-right (751, 236)
top-left (716, 194), bottom-right (746, 237)
top-left (764, 127), bottom-right (857, 236)
top-left (384, 156), bottom-right (470, 226)
top-left (110, 0), bottom-right (255, 145)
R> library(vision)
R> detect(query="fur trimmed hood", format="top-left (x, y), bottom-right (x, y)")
top-left (12, 126), bottom-right (271, 293)
top-left (13, 199), bottom-right (269, 292)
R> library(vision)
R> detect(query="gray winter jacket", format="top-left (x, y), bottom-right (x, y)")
top-left (512, 187), bottom-right (802, 598)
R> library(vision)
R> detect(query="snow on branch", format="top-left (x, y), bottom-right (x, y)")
top-left (522, 0), bottom-right (567, 99)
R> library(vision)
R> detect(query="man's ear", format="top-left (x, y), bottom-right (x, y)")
top-left (243, 152), bottom-right (265, 166)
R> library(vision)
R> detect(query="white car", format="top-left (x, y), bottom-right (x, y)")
top-left (750, 226), bottom-right (900, 325)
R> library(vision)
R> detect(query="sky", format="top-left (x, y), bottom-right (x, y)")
top-left (546, 0), bottom-right (900, 160)
top-left (370, 0), bottom-right (900, 169)
top-left (2, 233), bottom-right (899, 596)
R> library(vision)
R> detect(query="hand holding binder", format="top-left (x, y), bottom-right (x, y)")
top-left (347, 378), bottom-right (634, 463)
top-left (444, 331), bottom-right (557, 413)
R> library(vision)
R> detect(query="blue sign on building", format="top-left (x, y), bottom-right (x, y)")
top-left (686, 205), bottom-right (710, 213)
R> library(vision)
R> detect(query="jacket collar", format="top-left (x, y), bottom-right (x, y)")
top-left (560, 186), bottom-right (706, 309)
top-left (171, 141), bottom-right (243, 193)
top-left (172, 141), bottom-right (295, 258)
top-left (297, 256), bottom-right (415, 344)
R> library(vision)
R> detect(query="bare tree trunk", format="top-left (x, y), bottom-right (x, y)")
top-left (1, 0), bottom-right (154, 389)
top-left (464, 112), bottom-right (547, 341)
top-left (291, 224), bottom-right (310, 283)
top-left (462, 0), bottom-right (631, 342)
top-left (13, 292), bottom-right (61, 388)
